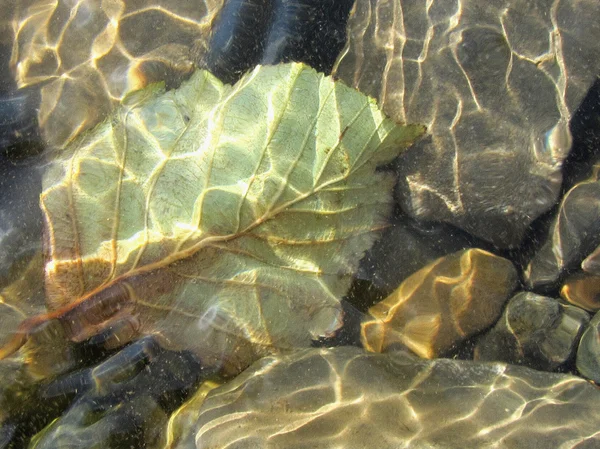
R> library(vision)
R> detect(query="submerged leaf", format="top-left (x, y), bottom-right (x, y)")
top-left (32, 63), bottom-right (423, 372)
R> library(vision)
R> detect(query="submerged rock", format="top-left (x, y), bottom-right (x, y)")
top-left (28, 395), bottom-right (167, 449)
top-left (182, 346), bottom-right (600, 449)
top-left (26, 337), bottom-right (210, 449)
top-left (361, 249), bottom-right (518, 358)
top-left (333, 0), bottom-right (600, 247)
top-left (10, 0), bottom-right (225, 148)
top-left (561, 273), bottom-right (600, 312)
top-left (0, 162), bottom-right (43, 283)
top-left (0, 253), bottom-right (45, 356)
top-left (577, 310), bottom-right (600, 383)
top-left (525, 167), bottom-right (600, 289)
top-left (474, 292), bottom-right (589, 371)
top-left (203, 0), bottom-right (354, 84)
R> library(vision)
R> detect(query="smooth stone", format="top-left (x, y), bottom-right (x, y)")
top-left (561, 273), bottom-right (600, 312)
top-left (18, 337), bottom-right (209, 449)
top-left (474, 292), bottom-right (589, 371)
top-left (184, 346), bottom-right (600, 449)
top-left (0, 356), bottom-right (72, 449)
top-left (0, 358), bottom-right (32, 424)
top-left (11, 0), bottom-right (225, 148)
top-left (361, 249), bottom-right (518, 358)
top-left (28, 394), bottom-right (168, 449)
top-left (582, 243), bottom-right (600, 275)
top-left (204, 0), bottom-right (354, 84)
top-left (525, 169), bottom-right (600, 289)
top-left (333, 0), bottom-right (600, 247)
top-left (576, 310), bottom-right (600, 383)
top-left (41, 337), bottom-right (208, 410)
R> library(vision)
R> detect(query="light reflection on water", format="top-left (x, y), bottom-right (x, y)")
top-left (0, 1), bottom-right (599, 448)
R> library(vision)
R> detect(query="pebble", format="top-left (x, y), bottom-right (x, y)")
top-left (561, 273), bottom-right (600, 312)
top-left (2, 337), bottom-right (210, 448)
top-left (10, 0), bottom-right (225, 148)
top-left (525, 168), bottom-right (600, 289)
top-left (576, 310), bottom-right (600, 383)
top-left (361, 248), bottom-right (518, 358)
top-left (474, 291), bottom-right (589, 371)
top-left (355, 216), bottom-right (476, 296)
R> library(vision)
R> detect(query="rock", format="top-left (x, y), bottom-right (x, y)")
top-left (577, 310), bottom-right (600, 383)
top-left (561, 273), bottom-right (600, 312)
top-left (0, 356), bottom-right (71, 449)
top-left (28, 394), bottom-right (168, 449)
top-left (10, 0), bottom-right (225, 148)
top-left (203, 0), bottom-right (355, 84)
top-left (0, 357), bottom-right (34, 425)
top-left (2, 337), bottom-right (210, 448)
top-left (184, 346), bottom-right (600, 449)
top-left (333, 0), bottom-right (600, 247)
top-left (40, 337), bottom-right (208, 413)
top-left (361, 248), bottom-right (518, 358)
top-left (0, 253), bottom-right (45, 354)
top-left (525, 168), bottom-right (600, 289)
top-left (581, 243), bottom-right (600, 275)
top-left (474, 292), bottom-right (589, 371)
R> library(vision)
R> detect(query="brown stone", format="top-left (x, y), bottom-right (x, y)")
top-left (561, 273), bottom-right (600, 312)
top-left (361, 248), bottom-right (518, 358)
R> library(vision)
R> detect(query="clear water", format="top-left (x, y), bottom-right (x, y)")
top-left (0, 1), bottom-right (599, 448)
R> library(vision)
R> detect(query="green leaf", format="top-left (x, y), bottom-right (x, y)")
top-left (40, 62), bottom-right (424, 372)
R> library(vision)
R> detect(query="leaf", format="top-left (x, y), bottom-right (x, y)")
top-left (36, 62), bottom-right (423, 372)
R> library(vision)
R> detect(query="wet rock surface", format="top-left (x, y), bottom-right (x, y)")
top-left (474, 292), bottom-right (589, 371)
top-left (203, 0), bottom-right (355, 83)
top-left (156, 381), bottom-right (221, 449)
top-left (361, 249), bottom-right (518, 358)
top-left (0, 0), bottom-right (599, 447)
top-left (576, 310), bottom-right (600, 383)
top-left (1, 337), bottom-right (212, 449)
top-left (0, 253), bottom-right (45, 350)
top-left (561, 273), bottom-right (600, 312)
top-left (10, 0), bottom-right (225, 148)
top-left (0, 161), bottom-right (43, 283)
top-left (185, 346), bottom-right (600, 449)
top-left (525, 166), bottom-right (600, 289)
top-left (333, 0), bottom-right (600, 247)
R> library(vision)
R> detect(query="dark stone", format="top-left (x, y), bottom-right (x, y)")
top-left (333, 0), bottom-right (600, 247)
top-left (474, 292), bottom-right (590, 371)
top-left (2, 337), bottom-right (211, 448)
top-left (201, 0), bottom-right (274, 84)
top-left (202, 0), bottom-right (355, 83)
top-left (577, 310), bottom-right (600, 383)
top-left (525, 169), bottom-right (600, 289)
